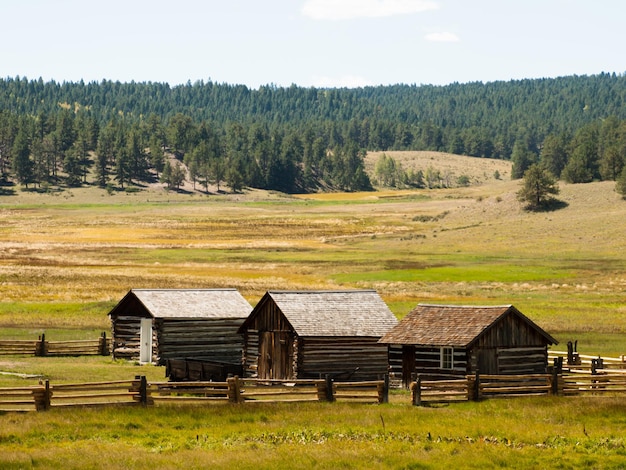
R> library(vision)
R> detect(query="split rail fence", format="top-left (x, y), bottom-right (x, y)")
top-left (411, 369), bottom-right (626, 406)
top-left (0, 333), bottom-right (110, 357)
top-left (0, 376), bottom-right (388, 412)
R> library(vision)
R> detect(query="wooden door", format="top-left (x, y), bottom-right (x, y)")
top-left (477, 348), bottom-right (498, 374)
top-left (139, 318), bottom-right (153, 364)
top-left (258, 331), bottom-right (293, 380)
top-left (402, 345), bottom-right (416, 388)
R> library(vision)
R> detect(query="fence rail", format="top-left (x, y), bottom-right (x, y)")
top-left (549, 350), bottom-right (626, 370)
top-left (0, 333), bottom-right (110, 357)
top-left (410, 369), bottom-right (626, 406)
top-left (411, 377), bottom-right (469, 406)
top-left (0, 376), bottom-right (387, 412)
top-left (562, 371), bottom-right (626, 395)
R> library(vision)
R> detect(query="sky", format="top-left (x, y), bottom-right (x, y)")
top-left (2, 0), bottom-right (625, 89)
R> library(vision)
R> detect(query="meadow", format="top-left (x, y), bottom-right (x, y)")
top-left (1, 152), bottom-right (626, 468)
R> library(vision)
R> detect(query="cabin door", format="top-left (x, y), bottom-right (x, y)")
top-left (477, 348), bottom-right (497, 374)
top-left (258, 331), bottom-right (293, 380)
top-left (402, 346), bottom-right (416, 388)
top-left (139, 318), bottom-right (153, 364)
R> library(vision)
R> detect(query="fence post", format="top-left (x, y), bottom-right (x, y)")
top-left (228, 376), bottom-right (242, 403)
top-left (36, 333), bottom-right (47, 357)
top-left (551, 357), bottom-right (562, 395)
top-left (99, 332), bottom-right (109, 356)
top-left (377, 374), bottom-right (389, 404)
top-left (412, 376), bottom-right (421, 406)
top-left (325, 375), bottom-right (335, 402)
top-left (34, 380), bottom-right (52, 411)
top-left (473, 370), bottom-right (481, 401)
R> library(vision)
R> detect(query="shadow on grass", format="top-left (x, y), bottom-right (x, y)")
top-left (523, 198), bottom-right (569, 212)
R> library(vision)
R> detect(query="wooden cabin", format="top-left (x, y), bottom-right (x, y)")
top-left (378, 304), bottom-right (558, 386)
top-left (108, 289), bottom-right (252, 365)
top-left (238, 290), bottom-right (398, 381)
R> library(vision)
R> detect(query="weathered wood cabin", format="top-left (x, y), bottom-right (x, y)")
top-left (108, 289), bottom-right (252, 365)
top-left (238, 290), bottom-right (398, 381)
top-left (379, 304), bottom-right (557, 386)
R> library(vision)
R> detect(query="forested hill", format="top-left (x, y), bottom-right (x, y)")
top-left (1, 73), bottom-right (626, 194)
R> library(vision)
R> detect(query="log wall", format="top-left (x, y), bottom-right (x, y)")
top-left (413, 346), bottom-right (469, 379)
top-left (298, 337), bottom-right (389, 381)
top-left (155, 318), bottom-right (244, 365)
top-left (111, 316), bottom-right (245, 365)
top-left (111, 315), bottom-right (144, 360)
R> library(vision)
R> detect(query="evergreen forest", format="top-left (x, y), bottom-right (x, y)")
top-left (1, 72), bottom-right (626, 194)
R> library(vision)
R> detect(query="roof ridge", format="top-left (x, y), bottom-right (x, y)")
top-left (268, 289), bottom-right (377, 294)
top-left (417, 303), bottom-right (512, 308)
top-left (131, 288), bottom-right (238, 292)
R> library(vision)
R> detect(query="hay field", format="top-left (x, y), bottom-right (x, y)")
top-left (0, 152), bottom-right (625, 353)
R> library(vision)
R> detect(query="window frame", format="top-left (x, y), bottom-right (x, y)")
top-left (440, 346), bottom-right (454, 370)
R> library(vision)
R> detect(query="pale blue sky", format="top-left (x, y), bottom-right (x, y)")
top-left (2, 0), bottom-right (625, 88)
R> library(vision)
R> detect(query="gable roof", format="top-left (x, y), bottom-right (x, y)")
top-left (240, 290), bottom-right (398, 337)
top-left (108, 289), bottom-right (252, 320)
top-left (379, 304), bottom-right (557, 347)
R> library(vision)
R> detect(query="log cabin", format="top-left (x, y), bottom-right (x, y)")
top-left (378, 304), bottom-right (558, 387)
top-left (238, 290), bottom-right (398, 381)
top-left (108, 289), bottom-right (252, 365)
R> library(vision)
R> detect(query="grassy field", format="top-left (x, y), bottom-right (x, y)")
top-left (2, 394), bottom-right (626, 469)
top-left (1, 151), bottom-right (626, 468)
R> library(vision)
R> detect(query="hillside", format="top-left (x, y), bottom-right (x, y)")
top-left (365, 151), bottom-right (513, 186)
top-left (1, 74), bottom-right (626, 194)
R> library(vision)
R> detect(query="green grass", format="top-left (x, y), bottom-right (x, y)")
top-left (332, 262), bottom-right (577, 284)
top-left (1, 398), bottom-right (626, 469)
top-left (1, 177), bottom-right (626, 467)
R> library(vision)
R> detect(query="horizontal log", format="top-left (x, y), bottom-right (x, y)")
top-left (51, 392), bottom-right (136, 400)
top-left (241, 379), bottom-right (323, 386)
top-left (244, 398), bottom-right (320, 403)
top-left (242, 390), bottom-right (318, 397)
top-left (0, 400), bottom-right (37, 406)
top-left (50, 380), bottom-right (134, 390)
top-left (334, 380), bottom-right (384, 387)
top-left (0, 393), bottom-right (41, 399)
top-left (151, 381), bottom-right (229, 387)
top-left (420, 391), bottom-right (468, 398)
top-left (50, 401), bottom-right (138, 408)
top-left (480, 386), bottom-right (550, 393)
top-left (151, 395), bottom-right (229, 402)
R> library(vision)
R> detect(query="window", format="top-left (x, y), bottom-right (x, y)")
top-left (441, 347), bottom-right (454, 369)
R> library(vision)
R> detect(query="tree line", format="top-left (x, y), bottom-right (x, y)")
top-left (1, 73), bottom-right (626, 194)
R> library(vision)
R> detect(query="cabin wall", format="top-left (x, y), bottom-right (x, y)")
top-left (298, 337), bottom-right (389, 381)
top-left (242, 329), bottom-right (260, 378)
top-left (469, 315), bottom-right (550, 374)
top-left (111, 315), bottom-right (148, 360)
top-left (110, 297), bottom-right (151, 360)
top-left (154, 318), bottom-right (245, 366)
top-left (413, 346), bottom-right (469, 379)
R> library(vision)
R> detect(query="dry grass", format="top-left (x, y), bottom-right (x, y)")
top-left (365, 150), bottom-right (513, 184)
top-left (0, 152), bottom-right (625, 352)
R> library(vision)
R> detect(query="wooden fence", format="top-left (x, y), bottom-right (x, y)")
top-left (0, 376), bottom-right (387, 412)
top-left (0, 332), bottom-right (110, 357)
top-left (6, 371), bottom-right (626, 412)
top-left (561, 370), bottom-right (626, 396)
top-left (548, 350), bottom-right (626, 370)
top-left (411, 369), bottom-right (626, 406)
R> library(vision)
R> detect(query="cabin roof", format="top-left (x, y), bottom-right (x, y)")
top-left (108, 289), bottom-right (252, 320)
top-left (241, 290), bottom-right (398, 337)
top-left (378, 304), bottom-right (557, 347)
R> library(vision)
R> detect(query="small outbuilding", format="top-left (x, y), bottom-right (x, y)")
top-left (378, 304), bottom-right (558, 386)
top-left (108, 288), bottom-right (252, 365)
top-left (238, 290), bottom-right (398, 381)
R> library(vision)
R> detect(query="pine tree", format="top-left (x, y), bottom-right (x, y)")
top-left (517, 164), bottom-right (560, 210)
